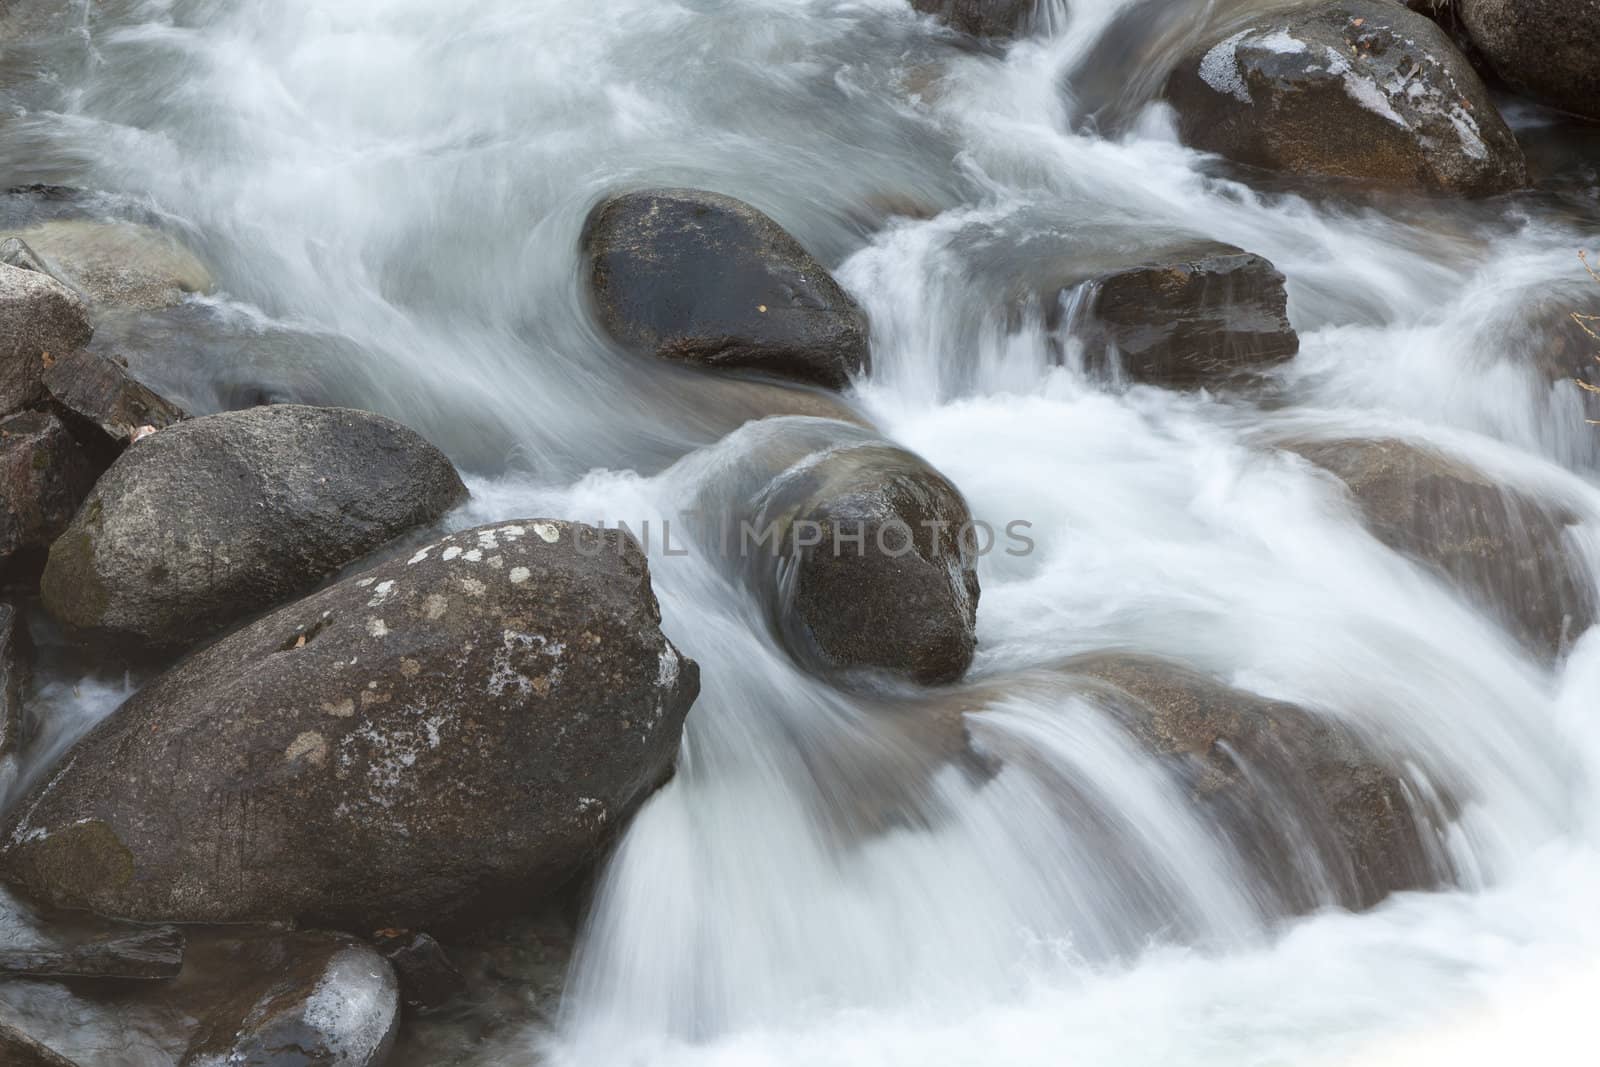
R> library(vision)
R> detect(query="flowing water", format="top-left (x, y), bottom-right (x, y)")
top-left (4, 0), bottom-right (1600, 1064)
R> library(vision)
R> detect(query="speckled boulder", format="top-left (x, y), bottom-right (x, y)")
top-left (584, 189), bottom-right (869, 390)
top-left (40, 404), bottom-right (467, 651)
top-left (1459, 0), bottom-right (1600, 121)
top-left (3, 520), bottom-right (699, 929)
top-left (1164, 1), bottom-right (1526, 195)
top-left (1, 262), bottom-right (93, 416)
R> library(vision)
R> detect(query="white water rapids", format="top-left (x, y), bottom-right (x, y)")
top-left (4, 0), bottom-right (1600, 1064)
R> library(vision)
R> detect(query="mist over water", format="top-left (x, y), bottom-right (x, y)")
top-left (5, 0), bottom-right (1600, 1064)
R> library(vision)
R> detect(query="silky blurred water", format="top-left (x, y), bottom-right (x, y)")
top-left (3, 1), bottom-right (1600, 1064)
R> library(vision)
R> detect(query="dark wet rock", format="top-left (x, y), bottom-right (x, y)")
top-left (0, 924), bottom-right (184, 982)
top-left (910, 0), bottom-right (1037, 38)
top-left (684, 417), bottom-right (979, 685)
top-left (1295, 438), bottom-right (1595, 658)
top-left (0, 411), bottom-right (99, 575)
top-left (1075, 243), bottom-right (1299, 387)
top-left (1, 603), bottom-right (28, 783)
top-left (5, 520), bottom-right (699, 929)
top-left (3, 221), bottom-right (213, 311)
top-left (1459, 0), bottom-right (1600, 121)
top-left (1, 262), bottom-right (93, 416)
top-left (179, 931), bottom-right (398, 1067)
top-left (39, 404), bottom-right (467, 651)
top-left (1164, 1), bottom-right (1527, 195)
top-left (0, 1022), bottom-right (79, 1067)
top-left (584, 189), bottom-right (869, 390)
top-left (371, 930), bottom-right (465, 1013)
top-left (1061, 654), bottom-right (1444, 912)
top-left (40, 348), bottom-right (186, 456)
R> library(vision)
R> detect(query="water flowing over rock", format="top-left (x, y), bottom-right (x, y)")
top-left (2, 221), bottom-right (213, 311)
top-left (1458, 0), bottom-right (1600, 121)
top-left (682, 417), bottom-right (980, 685)
top-left (0, 411), bottom-right (99, 575)
top-left (180, 931), bottom-right (398, 1067)
top-left (4, 520), bottom-right (699, 929)
top-left (1164, 1), bottom-right (1526, 195)
top-left (910, 0), bottom-right (1037, 38)
top-left (40, 404), bottom-right (467, 651)
top-left (0, 263), bottom-right (93, 416)
top-left (1074, 243), bottom-right (1299, 387)
top-left (0, 924), bottom-right (185, 982)
top-left (584, 189), bottom-right (870, 390)
top-left (1295, 438), bottom-right (1595, 659)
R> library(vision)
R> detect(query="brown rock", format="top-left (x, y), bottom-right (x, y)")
top-left (0, 262), bottom-right (93, 416)
top-left (1459, 0), bottom-right (1600, 121)
top-left (0, 411), bottom-right (99, 574)
top-left (40, 348), bottom-right (186, 455)
top-left (0, 1023), bottom-right (79, 1067)
top-left (910, 0), bottom-right (1036, 38)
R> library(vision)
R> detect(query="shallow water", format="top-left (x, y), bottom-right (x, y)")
top-left (3, 0), bottom-right (1600, 1064)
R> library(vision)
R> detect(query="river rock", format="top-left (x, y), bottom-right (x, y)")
top-left (1, 603), bottom-right (27, 785)
top-left (1164, 1), bottom-right (1527, 196)
top-left (5, 519), bottom-right (699, 928)
top-left (685, 417), bottom-right (979, 685)
top-left (371, 929), bottom-right (465, 1013)
top-left (4, 221), bottom-right (213, 311)
top-left (0, 923), bottom-right (185, 982)
top-left (40, 348), bottom-right (186, 456)
top-left (40, 404), bottom-right (467, 651)
top-left (1, 262), bottom-right (93, 416)
top-left (1075, 243), bottom-right (1299, 387)
top-left (910, 0), bottom-right (1036, 38)
top-left (584, 189), bottom-right (870, 390)
top-left (0, 411), bottom-right (99, 575)
top-left (180, 931), bottom-right (399, 1067)
top-left (0, 1023), bottom-right (78, 1067)
top-left (1061, 654), bottom-right (1443, 912)
top-left (1458, 0), bottom-right (1600, 121)
top-left (1295, 438), bottom-right (1595, 658)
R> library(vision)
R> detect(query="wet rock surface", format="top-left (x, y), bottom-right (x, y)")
top-left (40, 348), bottom-right (187, 456)
top-left (584, 189), bottom-right (870, 390)
top-left (1296, 438), bottom-right (1595, 659)
top-left (371, 930), bottom-right (465, 1014)
top-left (180, 930), bottom-right (398, 1067)
top-left (1061, 655), bottom-right (1445, 912)
top-left (5, 520), bottom-right (700, 929)
top-left (910, 0), bottom-right (1036, 38)
top-left (0, 603), bottom-right (27, 790)
top-left (0, 1021), bottom-right (79, 1067)
top-left (0, 411), bottom-right (99, 576)
top-left (1458, 0), bottom-right (1600, 121)
top-left (0, 262), bottom-right (93, 416)
top-left (2, 221), bottom-right (213, 311)
top-left (1164, 1), bottom-right (1527, 195)
top-left (0, 924), bottom-right (185, 982)
top-left (40, 404), bottom-right (467, 651)
top-left (1074, 243), bottom-right (1299, 387)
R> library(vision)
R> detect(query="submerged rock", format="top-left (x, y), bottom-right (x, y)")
top-left (40, 348), bottom-right (186, 456)
top-left (1060, 654), bottom-right (1445, 912)
top-left (0, 923), bottom-right (185, 982)
top-left (0, 411), bottom-right (99, 575)
top-left (584, 189), bottom-right (869, 390)
top-left (40, 404), bottom-right (467, 651)
top-left (1074, 242), bottom-right (1299, 387)
top-left (1458, 0), bottom-right (1600, 121)
top-left (910, 0), bottom-right (1037, 38)
top-left (1, 262), bottom-right (93, 416)
top-left (684, 417), bottom-right (980, 685)
top-left (1164, 1), bottom-right (1526, 195)
top-left (4, 221), bottom-right (213, 311)
top-left (5, 520), bottom-right (699, 929)
top-left (1295, 438), bottom-right (1595, 659)
top-left (181, 931), bottom-right (398, 1067)
top-left (0, 1022), bottom-right (79, 1067)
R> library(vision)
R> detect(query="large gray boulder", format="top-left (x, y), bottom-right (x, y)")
top-left (1295, 438), bottom-right (1595, 659)
top-left (4, 520), bottom-right (699, 929)
top-left (0, 262), bottom-right (93, 416)
top-left (0, 411), bottom-right (99, 574)
top-left (40, 404), bottom-right (467, 651)
top-left (1165, 1), bottom-right (1526, 195)
top-left (910, 0), bottom-right (1036, 38)
top-left (584, 189), bottom-right (869, 390)
top-left (1458, 0), bottom-right (1600, 121)
top-left (683, 417), bottom-right (980, 685)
